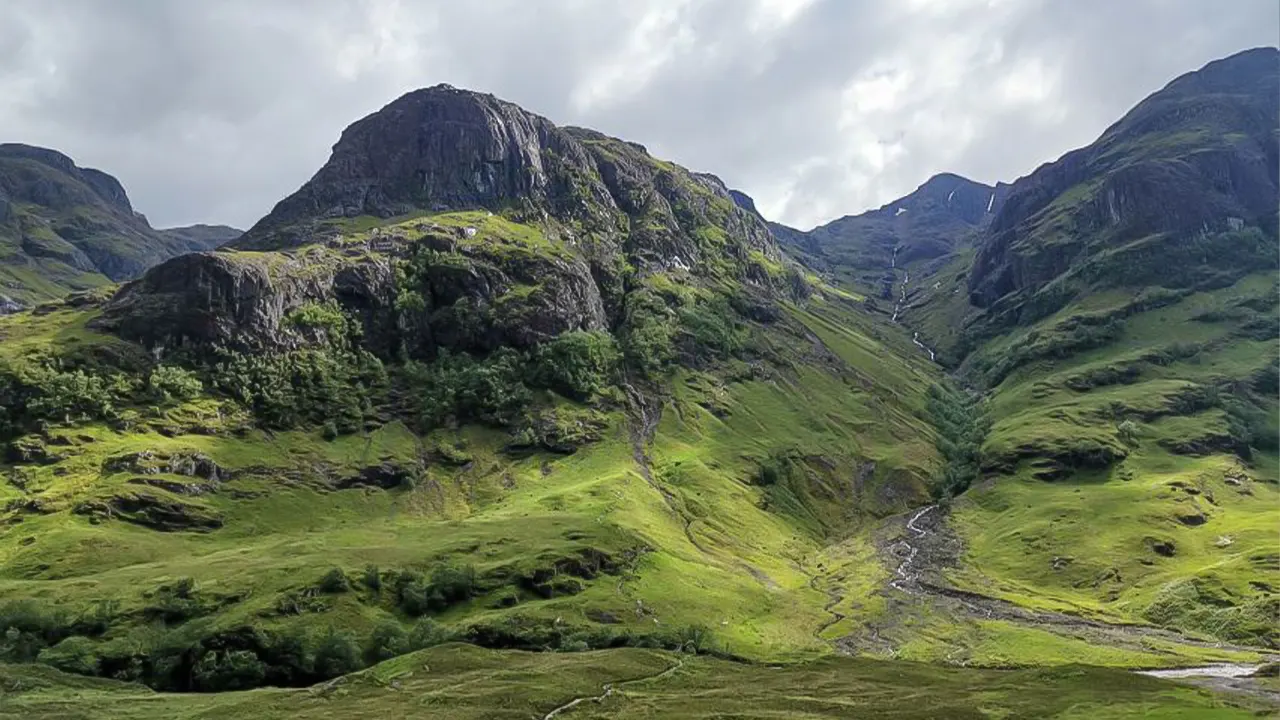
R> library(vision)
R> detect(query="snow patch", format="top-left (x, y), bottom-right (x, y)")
top-left (946, 189), bottom-right (956, 204)
top-left (894, 207), bottom-right (908, 216)
top-left (986, 193), bottom-right (995, 213)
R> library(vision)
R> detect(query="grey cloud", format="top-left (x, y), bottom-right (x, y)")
top-left (2, 0), bottom-right (1275, 230)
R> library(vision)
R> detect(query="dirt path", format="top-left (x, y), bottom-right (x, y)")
top-left (542, 657), bottom-right (685, 719)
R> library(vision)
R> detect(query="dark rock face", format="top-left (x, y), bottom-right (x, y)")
top-left (334, 462), bottom-right (416, 490)
top-left (95, 251), bottom-right (394, 352)
top-left (241, 85), bottom-right (593, 234)
top-left (236, 85), bottom-right (774, 262)
top-left (105, 84), bottom-right (782, 357)
top-left (968, 47), bottom-right (1280, 314)
top-left (74, 490), bottom-right (224, 532)
top-left (771, 173), bottom-right (1009, 296)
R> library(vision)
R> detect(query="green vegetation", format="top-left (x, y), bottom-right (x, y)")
top-left (0, 644), bottom-right (1266, 719)
top-left (924, 383), bottom-right (989, 497)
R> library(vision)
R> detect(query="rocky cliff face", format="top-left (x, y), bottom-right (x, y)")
top-left (0, 144), bottom-right (236, 308)
top-left (968, 47), bottom-right (1280, 317)
top-left (101, 85), bottom-right (788, 356)
top-left (763, 173), bottom-right (1009, 298)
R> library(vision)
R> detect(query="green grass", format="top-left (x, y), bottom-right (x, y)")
top-left (938, 273), bottom-right (1279, 645)
top-left (0, 289), bottom-right (952, 677)
top-left (0, 643), bottom-right (1266, 719)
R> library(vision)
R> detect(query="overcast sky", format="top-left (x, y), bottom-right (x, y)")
top-left (4, 0), bottom-right (1276, 231)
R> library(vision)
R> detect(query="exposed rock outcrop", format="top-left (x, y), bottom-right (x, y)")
top-left (99, 84), bottom-right (786, 357)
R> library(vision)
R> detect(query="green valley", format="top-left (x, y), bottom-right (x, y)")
top-left (0, 44), bottom-right (1276, 720)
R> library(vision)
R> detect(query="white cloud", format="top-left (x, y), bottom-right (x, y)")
top-left (1, 0), bottom-right (1275, 230)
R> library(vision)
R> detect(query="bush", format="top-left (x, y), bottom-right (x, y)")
top-left (317, 568), bottom-right (351, 593)
top-left (363, 621), bottom-right (408, 665)
top-left (0, 359), bottom-right (136, 440)
top-left (1117, 420), bottom-right (1140, 447)
top-left (926, 383), bottom-right (988, 497)
top-left (407, 618), bottom-right (449, 649)
top-left (402, 350), bottom-right (531, 429)
top-left (211, 348), bottom-right (385, 433)
top-left (0, 600), bottom-right (73, 662)
top-left (313, 629), bottom-right (362, 678)
top-left (529, 331), bottom-right (619, 400)
top-left (362, 564), bottom-right (382, 593)
top-left (619, 290), bottom-right (676, 378)
top-left (37, 636), bottom-right (100, 676)
top-left (677, 296), bottom-right (746, 362)
top-left (193, 649), bottom-right (267, 691)
top-left (148, 365), bottom-right (203, 404)
top-left (394, 565), bottom-right (478, 616)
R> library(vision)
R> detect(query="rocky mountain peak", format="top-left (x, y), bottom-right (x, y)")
top-left (238, 86), bottom-right (595, 247)
top-left (969, 46), bottom-right (1279, 315)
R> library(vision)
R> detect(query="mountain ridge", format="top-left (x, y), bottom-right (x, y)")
top-left (0, 143), bottom-right (240, 309)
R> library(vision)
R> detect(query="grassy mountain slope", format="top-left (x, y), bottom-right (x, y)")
top-left (878, 47), bottom-right (1279, 655)
top-left (0, 85), bottom-right (952, 696)
top-left (0, 145), bottom-right (237, 309)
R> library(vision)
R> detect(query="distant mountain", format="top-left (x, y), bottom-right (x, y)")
top-left (0, 144), bottom-right (234, 310)
top-left (158, 223), bottom-right (242, 249)
top-left (770, 173), bottom-right (1011, 298)
top-left (968, 46), bottom-right (1279, 326)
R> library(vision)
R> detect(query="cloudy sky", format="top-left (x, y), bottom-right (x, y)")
top-left (3, 0), bottom-right (1276, 231)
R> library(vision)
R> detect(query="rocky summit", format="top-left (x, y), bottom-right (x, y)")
top-left (98, 84), bottom-right (794, 358)
top-left (0, 45), bottom-right (1277, 720)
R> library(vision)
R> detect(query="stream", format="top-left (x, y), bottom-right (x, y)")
top-left (1136, 664), bottom-right (1265, 679)
top-left (888, 503), bottom-right (1271, 684)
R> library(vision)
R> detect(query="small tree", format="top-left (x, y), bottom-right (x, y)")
top-left (1117, 420), bottom-right (1140, 446)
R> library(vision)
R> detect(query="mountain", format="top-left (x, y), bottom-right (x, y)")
top-left (771, 173), bottom-right (1012, 299)
top-left (157, 223), bottom-right (242, 249)
top-left (968, 46), bottom-right (1279, 326)
top-left (891, 46), bottom-right (1280, 659)
top-left (0, 84), bottom-right (950, 696)
top-left (0, 144), bottom-right (235, 310)
top-left (0, 52), bottom-right (1276, 713)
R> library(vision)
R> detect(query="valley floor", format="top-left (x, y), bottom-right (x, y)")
top-left (1, 643), bottom-right (1273, 720)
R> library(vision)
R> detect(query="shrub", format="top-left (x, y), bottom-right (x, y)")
top-left (210, 348), bottom-right (384, 433)
top-left (394, 565), bottom-right (478, 616)
top-left (1117, 420), bottom-right (1140, 447)
top-left (362, 564), bottom-right (382, 593)
top-left (148, 365), bottom-right (203, 404)
top-left (407, 618), bottom-right (449, 649)
top-left (317, 568), bottom-right (351, 593)
top-left (313, 629), bottom-right (362, 678)
top-left (37, 636), bottom-right (100, 676)
top-left (193, 649), bottom-right (267, 691)
top-left (403, 350), bottom-right (531, 429)
top-left (926, 383), bottom-right (988, 497)
top-left (529, 330), bottom-right (619, 400)
top-left (363, 621), bottom-right (408, 665)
